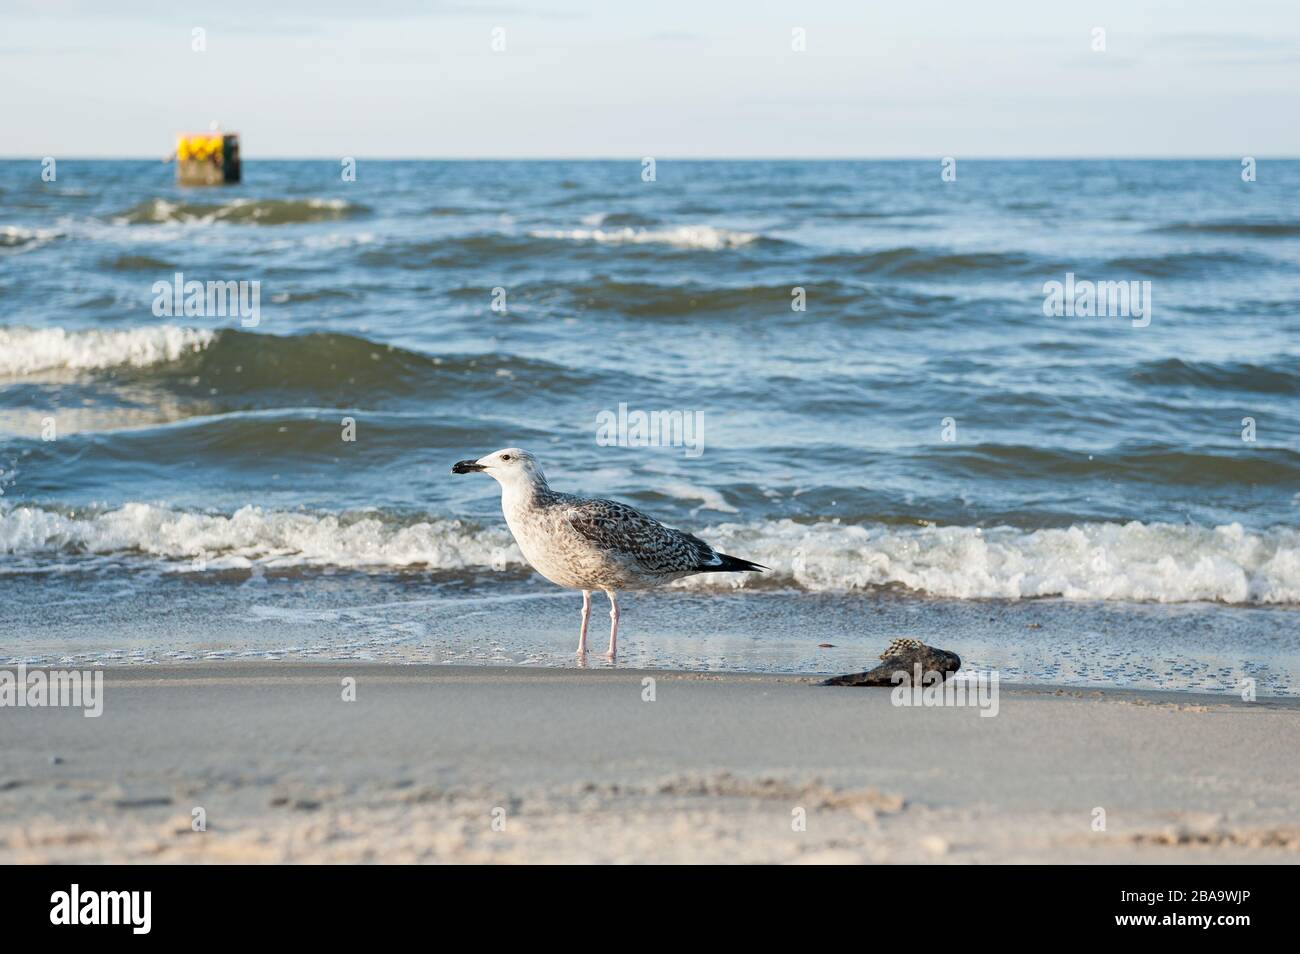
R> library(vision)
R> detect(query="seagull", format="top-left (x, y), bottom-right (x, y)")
top-left (452, 448), bottom-right (765, 658)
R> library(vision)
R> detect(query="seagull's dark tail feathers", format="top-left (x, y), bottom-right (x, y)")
top-left (698, 552), bottom-right (767, 574)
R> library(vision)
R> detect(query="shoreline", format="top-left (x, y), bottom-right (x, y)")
top-left (8, 655), bottom-right (1297, 700)
top-left (3, 663), bottom-right (1298, 863)
top-left (6, 581), bottom-right (1298, 697)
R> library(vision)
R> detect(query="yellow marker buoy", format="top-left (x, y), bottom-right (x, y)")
top-left (173, 131), bottom-right (241, 185)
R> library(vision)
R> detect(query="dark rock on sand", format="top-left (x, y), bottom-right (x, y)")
top-left (822, 638), bottom-right (961, 687)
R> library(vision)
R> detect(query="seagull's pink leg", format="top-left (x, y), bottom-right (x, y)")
top-left (604, 590), bottom-right (619, 659)
top-left (576, 589), bottom-right (591, 656)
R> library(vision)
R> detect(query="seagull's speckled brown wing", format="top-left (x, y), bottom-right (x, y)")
top-left (558, 496), bottom-right (718, 575)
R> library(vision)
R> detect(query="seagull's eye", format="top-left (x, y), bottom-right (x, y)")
top-left (501, 454), bottom-right (512, 461)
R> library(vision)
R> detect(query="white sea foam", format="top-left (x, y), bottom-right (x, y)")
top-left (3, 504), bottom-right (1297, 605)
top-left (0, 503), bottom-right (521, 572)
top-left (529, 225), bottom-right (759, 250)
top-left (682, 519), bottom-right (1300, 604)
top-left (653, 480), bottom-right (739, 515)
top-left (1, 225), bottom-right (61, 252)
top-left (0, 326), bottom-right (215, 376)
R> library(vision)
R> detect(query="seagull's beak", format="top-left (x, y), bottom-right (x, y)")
top-left (451, 459), bottom-right (486, 474)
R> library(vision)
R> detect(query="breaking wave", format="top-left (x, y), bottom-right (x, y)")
top-left (0, 504), bottom-right (520, 573)
top-left (0, 325), bottom-right (215, 376)
top-left (0, 225), bottom-right (61, 252)
top-left (3, 504), bottom-right (1297, 605)
top-left (0, 326), bottom-right (596, 405)
top-left (112, 196), bottom-right (368, 226)
top-left (686, 519), bottom-right (1300, 604)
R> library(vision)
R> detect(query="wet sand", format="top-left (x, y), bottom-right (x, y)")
top-left (8, 579), bottom-right (1299, 697)
top-left (2, 663), bottom-right (1298, 863)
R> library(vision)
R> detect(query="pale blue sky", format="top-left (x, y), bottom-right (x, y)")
top-left (3, 0), bottom-right (1299, 157)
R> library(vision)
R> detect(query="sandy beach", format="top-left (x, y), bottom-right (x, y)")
top-left (2, 663), bottom-right (1297, 864)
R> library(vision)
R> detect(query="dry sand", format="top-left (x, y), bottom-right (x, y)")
top-left (2, 664), bottom-right (1298, 863)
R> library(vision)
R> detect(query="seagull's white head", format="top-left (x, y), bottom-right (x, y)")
top-left (451, 447), bottom-right (547, 490)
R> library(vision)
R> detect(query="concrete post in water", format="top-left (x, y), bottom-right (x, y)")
top-left (174, 131), bottom-right (241, 185)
